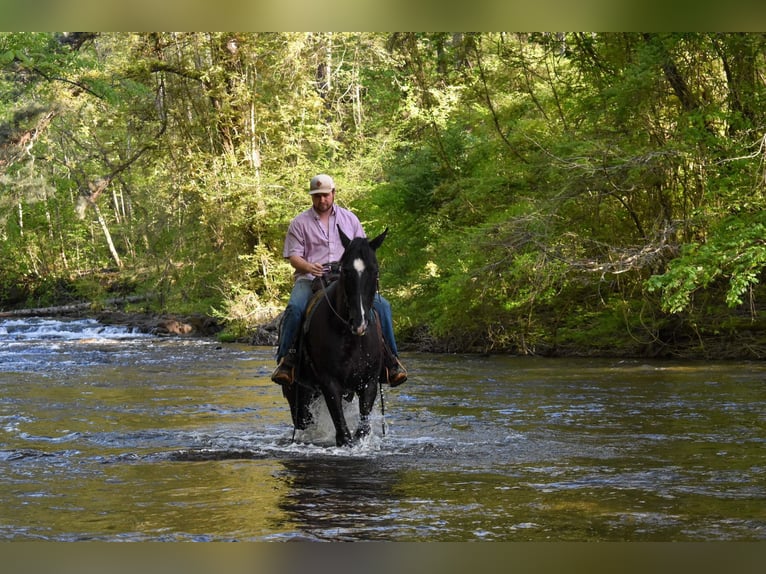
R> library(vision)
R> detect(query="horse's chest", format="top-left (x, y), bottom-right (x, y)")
top-left (336, 338), bottom-right (380, 380)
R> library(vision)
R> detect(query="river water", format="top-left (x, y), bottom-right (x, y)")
top-left (1, 316), bottom-right (764, 541)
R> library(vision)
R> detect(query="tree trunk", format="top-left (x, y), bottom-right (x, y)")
top-left (85, 179), bottom-right (123, 269)
top-left (91, 201), bottom-right (122, 268)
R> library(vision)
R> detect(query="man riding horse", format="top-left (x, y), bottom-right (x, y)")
top-left (271, 173), bottom-right (407, 388)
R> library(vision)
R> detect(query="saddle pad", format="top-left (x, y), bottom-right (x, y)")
top-left (302, 287), bottom-right (329, 334)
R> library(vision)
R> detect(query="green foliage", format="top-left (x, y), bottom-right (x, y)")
top-left (3, 32), bottom-right (766, 357)
top-left (647, 212), bottom-right (766, 313)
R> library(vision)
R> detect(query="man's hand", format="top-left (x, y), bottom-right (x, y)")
top-left (288, 255), bottom-right (326, 276)
top-left (304, 261), bottom-right (325, 276)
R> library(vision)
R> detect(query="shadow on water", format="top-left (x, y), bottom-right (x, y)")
top-left (274, 455), bottom-right (403, 541)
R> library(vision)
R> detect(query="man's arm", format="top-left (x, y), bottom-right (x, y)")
top-left (288, 254), bottom-right (324, 278)
top-left (283, 215), bottom-right (324, 277)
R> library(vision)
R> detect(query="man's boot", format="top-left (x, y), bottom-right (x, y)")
top-left (385, 351), bottom-right (407, 387)
top-left (271, 349), bottom-right (297, 386)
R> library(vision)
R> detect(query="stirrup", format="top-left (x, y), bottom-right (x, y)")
top-left (386, 358), bottom-right (407, 387)
top-left (271, 355), bottom-right (295, 386)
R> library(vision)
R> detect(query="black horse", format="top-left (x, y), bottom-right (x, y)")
top-left (283, 226), bottom-right (388, 447)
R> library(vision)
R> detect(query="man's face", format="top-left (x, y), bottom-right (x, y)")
top-left (311, 191), bottom-right (334, 213)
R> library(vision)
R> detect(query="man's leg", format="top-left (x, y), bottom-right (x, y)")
top-left (272, 279), bottom-right (314, 385)
top-left (373, 295), bottom-right (407, 387)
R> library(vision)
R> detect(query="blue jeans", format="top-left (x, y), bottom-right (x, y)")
top-left (276, 278), bottom-right (399, 361)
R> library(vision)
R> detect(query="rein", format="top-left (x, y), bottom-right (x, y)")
top-left (317, 267), bottom-right (381, 332)
top-left (319, 276), bottom-right (352, 329)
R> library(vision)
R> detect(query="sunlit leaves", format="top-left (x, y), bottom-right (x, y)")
top-left (647, 214), bottom-right (766, 313)
top-left (4, 31), bottom-right (766, 352)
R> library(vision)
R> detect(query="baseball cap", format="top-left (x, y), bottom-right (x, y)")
top-left (309, 174), bottom-right (335, 194)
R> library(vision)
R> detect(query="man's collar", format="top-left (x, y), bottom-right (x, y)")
top-left (312, 204), bottom-right (336, 219)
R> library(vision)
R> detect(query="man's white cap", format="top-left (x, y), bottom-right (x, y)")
top-left (309, 174), bottom-right (335, 194)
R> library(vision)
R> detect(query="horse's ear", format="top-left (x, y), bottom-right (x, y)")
top-left (369, 227), bottom-right (388, 251)
top-left (338, 225), bottom-right (352, 248)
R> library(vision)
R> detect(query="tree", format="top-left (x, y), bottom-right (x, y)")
top-left (4, 32), bottom-right (766, 356)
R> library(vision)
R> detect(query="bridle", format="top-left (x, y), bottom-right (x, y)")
top-left (319, 274), bottom-right (351, 329)
top-left (318, 262), bottom-right (380, 335)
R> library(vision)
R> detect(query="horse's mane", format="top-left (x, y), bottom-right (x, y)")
top-left (338, 227), bottom-right (387, 265)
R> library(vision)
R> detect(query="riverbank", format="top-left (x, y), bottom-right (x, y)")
top-left (5, 301), bottom-right (766, 360)
top-left (95, 310), bottom-right (225, 338)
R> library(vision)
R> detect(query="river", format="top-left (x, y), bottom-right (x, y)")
top-left (0, 316), bottom-right (764, 541)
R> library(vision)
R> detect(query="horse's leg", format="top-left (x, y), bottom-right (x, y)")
top-left (295, 386), bottom-right (316, 429)
top-left (354, 380), bottom-right (378, 441)
top-left (283, 383), bottom-right (313, 430)
top-left (320, 380), bottom-right (353, 446)
top-left (283, 384), bottom-right (300, 428)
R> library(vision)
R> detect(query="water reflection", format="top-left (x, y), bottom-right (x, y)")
top-left (1, 318), bottom-right (765, 540)
top-left (275, 456), bottom-right (402, 541)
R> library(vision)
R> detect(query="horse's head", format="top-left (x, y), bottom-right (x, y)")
top-left (338, 226), bottom-right (388, 336)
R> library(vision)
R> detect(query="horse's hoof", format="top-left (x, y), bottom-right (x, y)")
top-left (336, 433), bottom-right (354, 447)
top-left (354, 425), bottom-right (371, 441)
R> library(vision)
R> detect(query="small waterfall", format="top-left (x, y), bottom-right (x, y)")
top-left (0, 316), bottom-right (153, 373)
top-left (0, 317), bottom-right (148, 342)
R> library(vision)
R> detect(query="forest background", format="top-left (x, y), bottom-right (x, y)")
top-left (3, 32), bottom-right (766, 358)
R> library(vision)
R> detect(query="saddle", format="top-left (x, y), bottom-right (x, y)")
top-left (310, 261), bottom-right (340, 293)
top-left (303, 264), bottom-right (340, 336)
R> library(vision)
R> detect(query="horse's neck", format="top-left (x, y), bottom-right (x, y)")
top-left (333, 278), bottom-right (350, 318)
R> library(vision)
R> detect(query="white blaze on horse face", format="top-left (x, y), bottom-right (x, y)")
top-left (352, 257), bottom-right (367, 335)
top-left (356, 295), bottom-right (367, 335)
top-left (355, 313), bottom-right (367, 335)
top-left (353, 258), bottom-right (365, 277)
